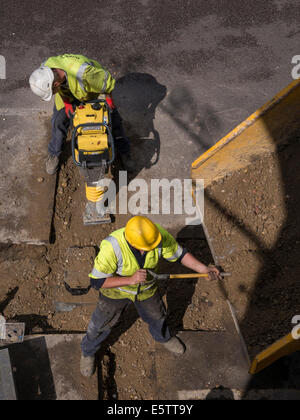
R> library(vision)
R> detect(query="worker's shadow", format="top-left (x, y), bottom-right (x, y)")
top-left (112, 72), bottom-right (167, 180)
top-left (96, 304), bottom-right (140, 400)
top-left (157, 225), bottom-right (214, 336)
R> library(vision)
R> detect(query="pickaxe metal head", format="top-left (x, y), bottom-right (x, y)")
top-left (147, 269), bottom-right (170, 280)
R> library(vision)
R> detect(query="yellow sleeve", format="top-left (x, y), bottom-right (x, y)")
top-left (84, 65), bottom-right (116, 94)
top-left (89, 240), bottom-right (118, 279)
top-left (156, 225), bottom-right (184, 262)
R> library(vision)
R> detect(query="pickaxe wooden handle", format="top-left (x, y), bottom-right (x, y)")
top-left (147, 270), bottom-right (231, 280)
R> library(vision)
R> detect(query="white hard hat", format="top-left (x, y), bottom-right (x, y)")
top-left (29, 66), bottom-right (54, 101)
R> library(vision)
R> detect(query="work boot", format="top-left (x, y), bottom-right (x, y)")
top-left (162, 337), bottom-right (186, 355)
top-left (80, 354), bottom-right (96, 377)
top-left (45, 154), bottom-right (59, 175)
top-left (119, 152), bottom-right (135, 173)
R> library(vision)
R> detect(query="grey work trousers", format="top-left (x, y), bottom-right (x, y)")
top-left (81, 292), bottom-right (171, 357)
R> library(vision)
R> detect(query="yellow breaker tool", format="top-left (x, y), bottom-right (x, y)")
top-left (72, 99), bottom-right (115, 225)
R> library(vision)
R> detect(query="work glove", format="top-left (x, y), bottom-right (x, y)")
top-left (63, 99), bottom-right (75, 118)
top-left (105, 94), bottom-right (116, 110)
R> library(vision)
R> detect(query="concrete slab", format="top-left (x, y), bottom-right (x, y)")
top-left (0, 335), bottom-right (98, 400)
top-left (153, 315), bottom-right (300, 400)
top-left (154, 318), bottom-right (252, 400)
top-left (114, 77), bottom-right (206, 235)
top-left (0, 348), bottom-right (16, 400)
top-left (0, 105), bottom-right (56, 244)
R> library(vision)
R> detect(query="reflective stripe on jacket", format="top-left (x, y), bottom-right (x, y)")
top-left (44, 54), bottom-right (116, 110)
top-left (89, 224), bottom-right (184, 302)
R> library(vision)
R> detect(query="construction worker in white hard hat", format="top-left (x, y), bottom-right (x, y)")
top-left (29, 54), bottom-right (134, 175)
top-left (80, 216), bottom-right (221, 377)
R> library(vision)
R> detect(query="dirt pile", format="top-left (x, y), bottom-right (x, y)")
top-left (204, 135), bottom-right (300, 359)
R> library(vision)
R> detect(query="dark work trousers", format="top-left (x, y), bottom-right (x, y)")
top-left (81, 292), bottom-right (171, 357)
top-left (48, 104), bottom-right (130, 157)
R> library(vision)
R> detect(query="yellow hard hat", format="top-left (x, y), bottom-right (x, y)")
top-left (125, 216), bottom-right (162, 251)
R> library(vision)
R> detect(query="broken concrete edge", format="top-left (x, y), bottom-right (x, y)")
top-left (0, 239), bottom-right (51, 246)
top-left (203, 218), bottom-right (251, 369)
top-left (0, 333), bottom-right (85, 347)
top-left (188, 193), bottom-right (252, 371)
top-left (21, 333), bottom-right (85, 343)
top-left (0, 111), bottom-right (57, 245)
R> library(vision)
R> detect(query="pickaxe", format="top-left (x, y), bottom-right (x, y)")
top-left (146, 270), bottom-right (231, 281)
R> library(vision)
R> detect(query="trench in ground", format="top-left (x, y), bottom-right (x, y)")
top-left (0, 138), bottom-right (231, 400)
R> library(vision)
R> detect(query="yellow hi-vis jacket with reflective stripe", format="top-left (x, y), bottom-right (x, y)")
top-left (44, 54), bottom-right (116, 111)
top-left (89, 224), bottom-right (184, 302)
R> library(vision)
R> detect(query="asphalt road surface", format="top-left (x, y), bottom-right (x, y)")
top-left (0, 1), bottom-right (299, 235)
top-left (0, 0), bottom-right (299, 148)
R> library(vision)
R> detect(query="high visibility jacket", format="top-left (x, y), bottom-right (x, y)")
top-left (90, 224), bottom-right (184, 302)
top-left (44, 54), bottom-right (116, 111)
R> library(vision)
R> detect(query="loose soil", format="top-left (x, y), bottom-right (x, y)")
top-left (204, 135), bottom-right (300, 360)
top-left (1, 132), bottom-right (298, 399)
top-left (0, 137), bottom-right (226, 400)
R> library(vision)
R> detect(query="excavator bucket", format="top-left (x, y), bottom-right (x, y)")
top-left (249, 332), bottom-right (300, 375)
top-left (191, 78), bottom-right (300, 188)
top-left (191, 78), bottom-right (300, 376)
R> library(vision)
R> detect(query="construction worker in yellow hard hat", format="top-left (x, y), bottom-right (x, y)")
top-left (29, 53), bottom-right (134, 175)
top-left (80, 216), bottom-right (221, 377)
